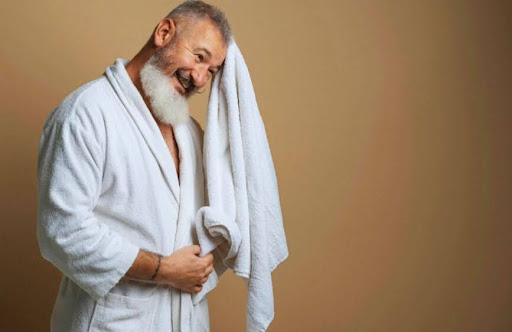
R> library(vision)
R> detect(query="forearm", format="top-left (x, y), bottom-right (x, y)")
top-left (125, 249), bottom-right (162, 282)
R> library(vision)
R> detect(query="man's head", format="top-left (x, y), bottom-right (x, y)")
top-left (138, 0), bottom-right (231, 125)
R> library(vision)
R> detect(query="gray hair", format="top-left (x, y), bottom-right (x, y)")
top-left (166, 0), bottom-right (232, 45)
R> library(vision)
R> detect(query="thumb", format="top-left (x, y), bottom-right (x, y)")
top-left (190, 244), bottom-right (201, 256)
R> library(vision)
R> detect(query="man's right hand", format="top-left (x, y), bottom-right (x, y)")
top-left (125, 246), bottom-right (214, 294)
top-left (156, 245), bottom-right (214, 293)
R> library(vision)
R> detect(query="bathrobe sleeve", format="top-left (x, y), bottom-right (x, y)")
top-left (36, 112), bottom-right (140, 302)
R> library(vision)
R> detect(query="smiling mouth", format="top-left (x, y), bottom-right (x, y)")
top-left (176, 73), bottom-right (192, 95)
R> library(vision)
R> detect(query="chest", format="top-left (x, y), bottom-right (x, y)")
top-left (160, 130), bottom-right (180, 181)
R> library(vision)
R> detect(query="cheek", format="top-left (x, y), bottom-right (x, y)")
top-left (159, 64), bottom-right (177, 78)
top-left (178, 55), bottom-right (197, 69)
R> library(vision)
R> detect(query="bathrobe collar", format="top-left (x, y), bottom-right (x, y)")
top-left (104, 58), bottom-right (187, 204)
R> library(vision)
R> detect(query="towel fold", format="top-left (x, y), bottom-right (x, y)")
top-left (190, 37), bottom-right (289, 332)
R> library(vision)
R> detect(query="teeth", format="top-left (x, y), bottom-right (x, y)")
top-left (178, 75), bottom-right (190, 89)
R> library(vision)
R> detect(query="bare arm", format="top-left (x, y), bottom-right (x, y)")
top-left (124, 245), bottom-right (215, 294)
top-left (125, 249), bottom-right (162, 281)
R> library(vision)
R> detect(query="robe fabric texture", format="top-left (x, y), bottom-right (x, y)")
top-left (37, 58), bottom-right (210, 332)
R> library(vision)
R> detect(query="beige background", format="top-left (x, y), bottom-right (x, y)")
top-left (1, 0), bottom-right (511, 331)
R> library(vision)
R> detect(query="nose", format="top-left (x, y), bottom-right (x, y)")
top-left (191, 65), bottom-right (209, 89)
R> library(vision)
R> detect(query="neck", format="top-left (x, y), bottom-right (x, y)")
top-left (125, 46), bottom-right (151, 100)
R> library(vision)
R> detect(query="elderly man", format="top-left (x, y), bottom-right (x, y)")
top-left (37, 1), bottom-right (231, 331)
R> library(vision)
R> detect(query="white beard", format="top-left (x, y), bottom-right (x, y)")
top-left (140, 56), bottom-right (189, 126)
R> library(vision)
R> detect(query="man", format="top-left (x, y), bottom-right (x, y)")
top-left (36, 1), bottom-right (231, 331)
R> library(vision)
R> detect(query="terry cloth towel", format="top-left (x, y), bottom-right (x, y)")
top-left (181, 37), bottom-right (289, 331)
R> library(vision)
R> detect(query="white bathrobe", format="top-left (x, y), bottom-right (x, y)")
top-left (37, 58), bottom-right (210, 332)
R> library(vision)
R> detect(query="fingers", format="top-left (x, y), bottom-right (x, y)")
top-left (204, 262), bottom-right (214, 275)
top-left (190, 245), bottom-right (201, 256)
top-left (201, 253), bottom-right (214, 277)
top-left (199, 252), bottom-right (214, 264)
top-left (190, 284), bottom-right (203, 293)
top-left (184, 270), bottom-right (211, 293)
top-left (187, 245), bottom-right (213, 262)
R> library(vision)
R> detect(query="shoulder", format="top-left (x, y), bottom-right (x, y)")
top-left (42, 76), bottom-right (112, 139)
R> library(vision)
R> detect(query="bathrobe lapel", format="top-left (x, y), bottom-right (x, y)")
top-left (171, 122), bottom-right (194, 332)
top-left (105, 58), bottom-right (181, 204)
top-left (173, 123), bottom-right (195, 249)
top-left (106, 58), bottom-right (207, 332)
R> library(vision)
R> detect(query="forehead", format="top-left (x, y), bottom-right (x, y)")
top-left (181, 19), bottom-right (227, 63)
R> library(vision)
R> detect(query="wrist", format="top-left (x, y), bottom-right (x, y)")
top-left (125, 249), bottom-right (164, 283)
top-left (150, 254), bottom-right (163, 281)
top-left (152, 255), bottom-right (175, 285)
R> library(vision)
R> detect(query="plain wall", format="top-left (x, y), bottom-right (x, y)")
top-left (1, 0), bottom-right (511, 331)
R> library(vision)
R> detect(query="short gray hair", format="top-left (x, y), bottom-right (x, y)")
top-left (166, 0), bottom-right (232, 45)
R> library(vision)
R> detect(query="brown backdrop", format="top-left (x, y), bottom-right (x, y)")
top-left (1, 0), bottom-right (511, 331)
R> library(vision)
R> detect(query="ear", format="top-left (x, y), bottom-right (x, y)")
top-left (153, 18), bottom-right (176, 48)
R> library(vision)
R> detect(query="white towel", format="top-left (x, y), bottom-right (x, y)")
top-left (190, 37), bottom-right (289, 331)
